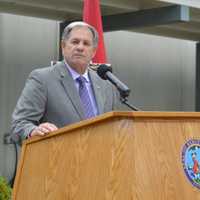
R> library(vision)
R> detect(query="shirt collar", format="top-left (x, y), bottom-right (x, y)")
top-left (64, 60), bottom-right (90, 83)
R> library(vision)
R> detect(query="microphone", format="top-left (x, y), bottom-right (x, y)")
top-left (89, 62), bottom-right (111, 71)
top-left (97, 64), bottom-right (130, 98)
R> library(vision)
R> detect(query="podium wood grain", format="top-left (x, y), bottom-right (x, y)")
top-left (13, 112), bottom-right (200, 200)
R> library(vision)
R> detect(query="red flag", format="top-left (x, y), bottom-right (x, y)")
top-left (83, 0), bottom-right (107, 63)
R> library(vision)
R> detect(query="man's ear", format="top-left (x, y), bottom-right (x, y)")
top-left (61, 40), bottom-right (65, 48)
top-left (91, 47), bottom-right (97, 59)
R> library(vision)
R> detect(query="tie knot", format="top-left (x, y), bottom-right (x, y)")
top-left (76, 76), bottom-right (86, 86)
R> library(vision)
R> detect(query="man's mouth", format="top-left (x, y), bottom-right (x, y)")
top-left (74, 54), bottom-right (84, 58)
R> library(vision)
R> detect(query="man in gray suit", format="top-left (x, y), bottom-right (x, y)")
top-left (11, 21), bottom-right (118, 141)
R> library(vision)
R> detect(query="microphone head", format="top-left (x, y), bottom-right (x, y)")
top-left (97, 64), bottom-right (112, 80)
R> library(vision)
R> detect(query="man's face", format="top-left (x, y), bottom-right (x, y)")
top-left (61, 26), bottom-right (97, 74)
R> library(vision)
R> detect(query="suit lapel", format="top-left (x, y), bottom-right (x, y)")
top-left (89, 70), bottom-right (104, 115)
top-left (55, 62), bottom-right (85, 119)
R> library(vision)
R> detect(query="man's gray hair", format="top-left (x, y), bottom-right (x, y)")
top-left (62, 21), bottom-right (99, 48)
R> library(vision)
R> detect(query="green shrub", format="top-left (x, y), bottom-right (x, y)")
top-left (0, 176), bottom-right (12, 200)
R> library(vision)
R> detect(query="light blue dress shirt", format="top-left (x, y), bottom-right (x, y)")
top-left (64, 61), bottom-right (99, 116)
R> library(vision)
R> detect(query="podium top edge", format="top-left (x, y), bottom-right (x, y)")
top-left (24, 111), bottom-right (200, 145)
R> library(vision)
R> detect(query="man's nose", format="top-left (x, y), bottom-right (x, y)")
top-left (76, 42), bottom-right (84, 50)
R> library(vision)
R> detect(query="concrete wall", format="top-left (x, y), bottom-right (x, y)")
top-left (0, 13), bottom-right (58, 181)
top-left (105, 31), bottom-right (196, 111)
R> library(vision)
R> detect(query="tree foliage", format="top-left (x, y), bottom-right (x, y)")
top-left (0, 176), bottom-right (12, 200)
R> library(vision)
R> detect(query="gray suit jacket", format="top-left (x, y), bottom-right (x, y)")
top-left (11, 62), bottom-right (118, 140)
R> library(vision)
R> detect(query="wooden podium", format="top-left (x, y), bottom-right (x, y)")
top-left (13, 111), bottom-right (200, 200)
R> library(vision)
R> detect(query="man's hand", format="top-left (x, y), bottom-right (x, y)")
top-left (30, 122), bottom-right (58, 137)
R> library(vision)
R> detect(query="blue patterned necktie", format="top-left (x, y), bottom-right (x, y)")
top-left (76, 76), bottom-right (95, 119)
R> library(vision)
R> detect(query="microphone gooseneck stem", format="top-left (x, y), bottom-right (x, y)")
top-left (120, 97), bottom-right (139, 111)
top-left (96, 64), bottom-right (139, 111)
